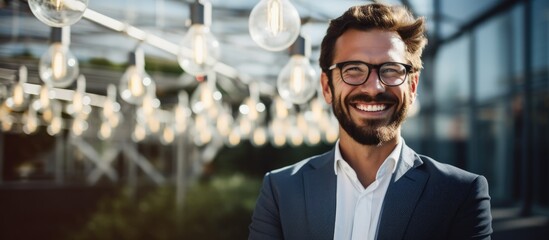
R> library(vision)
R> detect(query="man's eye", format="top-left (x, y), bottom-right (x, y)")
top-left (343, 66), bottom-right (365, 72)
top-left (381, 68), bottom-right (399, 73)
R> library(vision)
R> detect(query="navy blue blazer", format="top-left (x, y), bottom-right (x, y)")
top-left (249, 143), bottom-right (492, 240)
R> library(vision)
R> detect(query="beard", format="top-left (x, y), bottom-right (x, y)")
top-left (332, 91), bottom-right (410, 146)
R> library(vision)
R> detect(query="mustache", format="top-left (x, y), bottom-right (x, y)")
top-left (347, 92), bottom-right (398, 103)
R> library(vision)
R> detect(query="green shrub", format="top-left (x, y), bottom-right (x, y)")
top-left (67, 174), bottom-right (261, 240)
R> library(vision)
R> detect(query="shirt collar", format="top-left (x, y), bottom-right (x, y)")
top-left (333, 137), bottom-right (403, 179)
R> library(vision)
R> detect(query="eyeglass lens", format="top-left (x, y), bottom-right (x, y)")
top-left (341, 62), bottom-right (407, 86)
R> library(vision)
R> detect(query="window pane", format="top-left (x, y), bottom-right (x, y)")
top-left (434, 35), bottom-right (470, 106)
top-left (473, 100), bottom-right (517, 202)
top-left (433, 109), bottom-right (469, 168)
top-left (532, 0), bottom-right (549, 81)
top-left (475, 13), bottom-right (512, 102)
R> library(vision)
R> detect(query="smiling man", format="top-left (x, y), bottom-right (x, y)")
top-left (249, 3), bottom-right (492, 240)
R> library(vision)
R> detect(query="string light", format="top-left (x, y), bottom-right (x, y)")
top-left (249, 0), bottom-right (300, 51)
top-left (6, 66), bottom-right (30, 112)
top-left (28, 0), bottom-right (89, 27)
top-left (39, 27), bottom-right (79, 88)
top-left (119, 47), bottom-right (154, 104)
top-left (178, 0), bottom-right (220, 76)
top-left (277, 35), bottom-right (316, 104)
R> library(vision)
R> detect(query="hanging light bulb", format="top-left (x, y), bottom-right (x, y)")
top-left (102, 84), bottom-right (122, 128)
top-left (47, 101), bottom-right (63, 136)
top-left (98, 121), bottom-right (112, 140)
top-left (160, 124), bottom-right (175, 145)
top-left (193, 113), bottom-right (212, 146)
top-left (119, 47), bottom-right (154, 104)
top-left (190, 76), bottom-right (221, 119)
top-left (288, 126), bottom-right (304, 146)
top-left (39, 84), bottom-right (55, 109)
top-left (23, 100), bottom-right (40, 135)
top-left (141, 82), bottom-right (160, 118)
top-left (251, 126), bottom-right (268, 147)
top-left (39, 27), bottom-right (79, 88)
top-left (1, 115), bottom-right (14, 132)
top-left (269, 117), bottom-right (287, 147)
top-left (226, 128), bottom-right (241, 147)
top-left (6, 66), bottom-right (30, 111)
top-left (324, 114), bottom-right (339, 144)
top-left (216, 104), bottom-right (233, 137)
top-left (28, 0), bottom-right (89, 27)
top-left (277, 35), bottom-right (316, 104)
top-left (178, 0), bottom-right (220, 76)
top-left (69, 75), bottom-right (89, 118)
top-left (310, 96), bottom-right (325, 122)
top-left (249, 0), bottom-right (301, 51)
top-left (147, 116), bottom-right (161, 134)
top-left (71, 116), bottom-right (88, 137)
top-left (132, 121), bottom-right (147, 142)
top-left (305, 127), bottom-right (322, 146)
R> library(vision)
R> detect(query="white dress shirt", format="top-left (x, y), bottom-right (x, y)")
top-left (333, 138), bottom-right (403, 240)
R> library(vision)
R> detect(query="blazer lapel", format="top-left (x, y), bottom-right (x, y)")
top-left (376, 144), bottom-right (428, 240)
top-left (303, 150), bottom-right (337, 240)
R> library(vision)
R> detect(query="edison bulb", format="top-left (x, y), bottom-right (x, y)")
top-left (119, 66), bottom-right (154, 105)
top-left (23, 103), bottom-right (40, 135)
top-left (120, 48), bottom-right (154, 105)
top-left (249, 0), bottom-right (300, 51)
top-left (277, 55), bottom-right (316, 104)
top-left (178, 24), bottom-right (220, 76)
top-left (39, 42), bottom-right (79, 88)
top-left (251, 127), bottom-right (268, 147)
top-left (28, 0), bottom-right (89, 27)
top-left (6, 66), bottom-right (30, 111)
top-left (160, 126), bottom-right (175, 145)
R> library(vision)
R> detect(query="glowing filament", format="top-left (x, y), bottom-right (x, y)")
top-left (290, 66), bottom-right (304, 94)
top-left (53, 0), bottom-right (63, 11)
top-left (193, 34), bottom-right (206, 65)
top-left (99, 122), bottom-right (112, 139)
top-left (40, 86), bottom-right (51, 108)
top-left (162, 127), bottom-right (175, 144)
top-left (128, 68), bottom-right (144, 97)
top-left (267, 0), bottom-right (283, 36)
top-left (13, 84), bottom-right (24, 107)
top-left (52, 47), bottom-right (67, 79)
top-left (252, 128), bottom-right (267, 146)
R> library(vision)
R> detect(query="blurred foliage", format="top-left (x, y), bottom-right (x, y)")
top-left (67, 174), bottom-right (261, 240)
top-left (82, 57), bottom-right (183, 74)
top-left (84, 57), bottom-right (125, 71)
top-left (212, 141), bottom-right (333, 178)
top-left (144, 57), bottom-right (184, 74)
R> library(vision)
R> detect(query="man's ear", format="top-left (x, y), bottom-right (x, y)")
top-left (321, 72), bottom-right (333, 104)
top-left (409, 72), bottom-right (420, 103)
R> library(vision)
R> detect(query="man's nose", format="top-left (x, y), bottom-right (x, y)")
top-left (359, 70), bottom-right (385, 95)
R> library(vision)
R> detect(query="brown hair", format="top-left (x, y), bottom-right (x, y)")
top-left (319, 3), bottom-right (427, 73)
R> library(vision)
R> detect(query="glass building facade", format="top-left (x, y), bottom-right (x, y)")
top-left (404, 0), bottom-right (549, 216)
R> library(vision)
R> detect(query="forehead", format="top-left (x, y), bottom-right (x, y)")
top-left (333, 29), bottom-right (406, 63)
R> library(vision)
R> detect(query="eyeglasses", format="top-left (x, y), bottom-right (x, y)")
top-left (328, 61), bottom-right (413, 87)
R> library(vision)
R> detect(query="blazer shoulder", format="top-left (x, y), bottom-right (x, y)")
top-left (268, 150), bottom-right (334, 178)
top-left (417, 154), bottom-right (483, 184)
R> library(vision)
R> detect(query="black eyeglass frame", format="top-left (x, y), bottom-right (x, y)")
top-left (327, 61), bottom-right (414, 87)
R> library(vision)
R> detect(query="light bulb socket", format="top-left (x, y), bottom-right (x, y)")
top-left (289, 35), bottom-right (310, 57)
top-left (128, 48), bottom-right (144, 67)
top-left (50, 27), bottom-right (63, 43)
top-left (127, 52), bottom-right (137, 66)
top-left (190, 0), bottom-right (211, 26)
top-left (50, 26), bottom-right (70, 44)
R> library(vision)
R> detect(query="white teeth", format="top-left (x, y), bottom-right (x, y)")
top-left (356, 104), bottom-right (386, 112)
